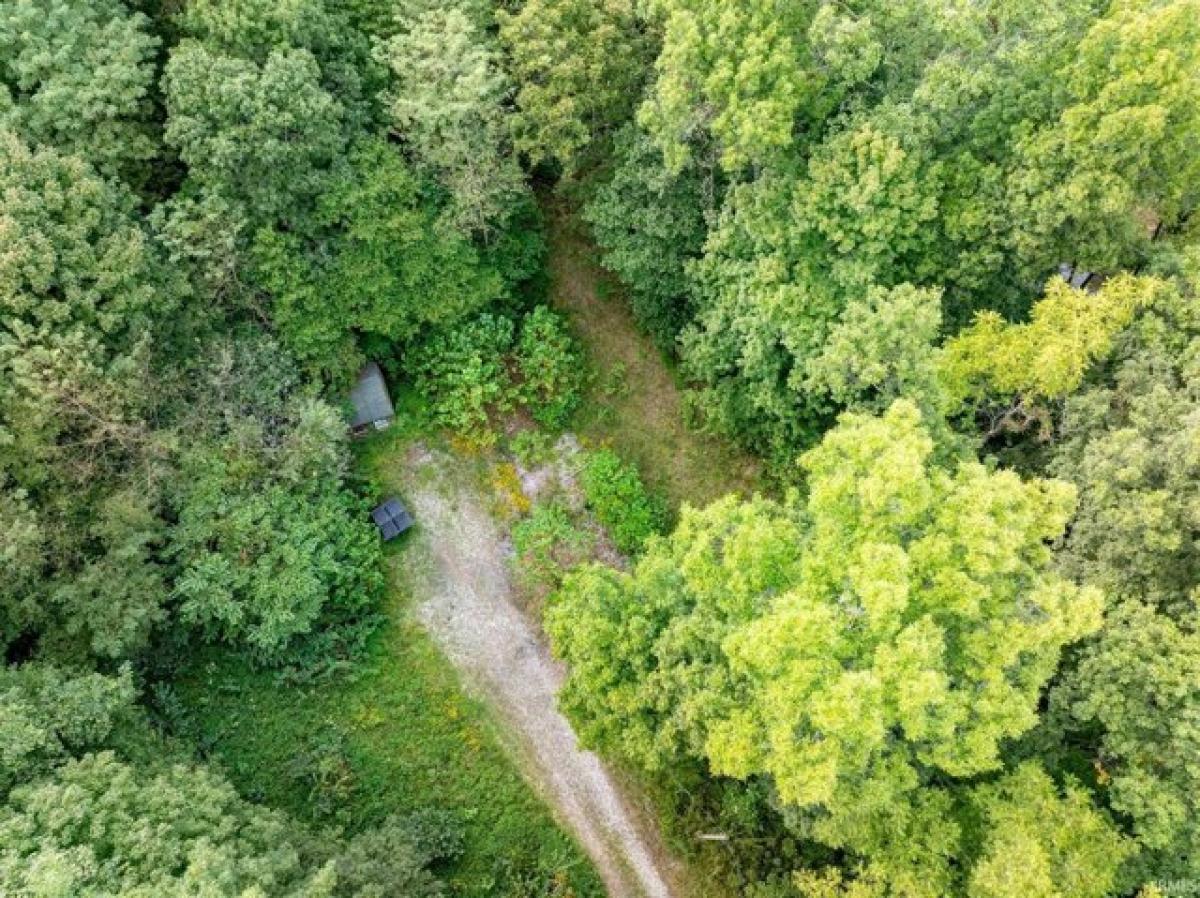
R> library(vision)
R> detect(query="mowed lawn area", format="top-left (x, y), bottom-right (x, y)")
top-left (544, 199), bottom-right (763, 511)
top-left (174, 430), bottom-right (603, 898)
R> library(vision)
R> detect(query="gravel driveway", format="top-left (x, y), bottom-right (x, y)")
top-left (396, 446), bottom-right (680, 898)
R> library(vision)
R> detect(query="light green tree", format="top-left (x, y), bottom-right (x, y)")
top-left (0, 664), bottom-right (135, 794)
top-left (966, 762), bottom-right (1133, 898)
top-left (0, 0), bottom-right (160, 186)
top-left (178, 0), bottom-right (376, 125)
top-left (938, 274), bottom-right (1161, 436)
top-left (1011, 0), bottom-right (1200, 274)
top-left (498, 0), bottom-right (652, 173)
top-left (803, 283), bottom-right (943, 414)
top-left (549, 401), bottom-right (1102, 892)
top-left (638, 0), bottom-right (818, 171)
top-left (377, 3), bottom-right (525, 234)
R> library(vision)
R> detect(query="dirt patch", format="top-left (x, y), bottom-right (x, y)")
top-left (396, 445), bottom-right (683, 898)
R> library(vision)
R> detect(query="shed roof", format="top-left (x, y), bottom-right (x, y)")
top-left (350, 362), bottom-right (395, 428)
top-left (372, 498), bottom-right (413, 541)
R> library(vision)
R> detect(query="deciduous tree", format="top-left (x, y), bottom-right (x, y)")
top-left (498, 0), bottom-right (652, 173)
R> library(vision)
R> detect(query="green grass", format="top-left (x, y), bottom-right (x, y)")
top-left (542, 198), bottom-right (764, 512)
top-left (174, 426), bottom-right (602, 898)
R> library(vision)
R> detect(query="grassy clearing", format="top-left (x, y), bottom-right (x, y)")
top-left (174, 202), bottom-right (764, 898)
top-left (174, 428), bottom-right (602, 898)
top-left (542, 199), bottom-right (763, 512)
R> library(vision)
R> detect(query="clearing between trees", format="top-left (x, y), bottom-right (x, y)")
top-left (389, 443), bottom-right (683, 898)
top-left (543, 199), bottom-right (763, 510)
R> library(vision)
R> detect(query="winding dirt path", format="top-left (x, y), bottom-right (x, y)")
top-left (396, 446), bottom-right (682, 898)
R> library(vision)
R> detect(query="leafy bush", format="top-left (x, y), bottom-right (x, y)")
top-left (515, 307), bottom-right (586, 428)
top-left (577, 450), bottom-right (666, 555)
top-left (508, 429), bottom-right (555, 467)
top-left (512, 501), bottom-right (596, 603)
top-left (411, 307), bottom-right (586, 441)
top-left (410, 312), bottom-right (516, 441)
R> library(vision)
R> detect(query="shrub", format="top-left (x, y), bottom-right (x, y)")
top-left (577, 450), bottom-right (666, 555)
top-left (508, 428), bottom-right (555, 467)
top-left (515, 307), bottom-right (586, 428)
top-left (410, 313), bottom-right (516, 441)
top-left (410, 307), bottom-right (585, 441)
top-left (512, 501), bottom-right (595, 603)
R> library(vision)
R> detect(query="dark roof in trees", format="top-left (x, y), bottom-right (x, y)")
top-left (372, 498), bottom-right (413, 541)
top-left (350, 362), bottom-right (395, 428)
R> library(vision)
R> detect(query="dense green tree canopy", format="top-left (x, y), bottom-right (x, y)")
top-left (1011, 0), bottom-right (1200, 274)
top-left (0, 664), bottom-right (135, 793)
top-left (0, 0), bottom-right (160, 186)
top-left (0, 134), bottom-right (175, 663)
top-left (583, 124), bottom-right (713, 351)
top-left (0, 752), bottom-right (446, 897)
top-left (965, 762), bottom-right (1133, 898)
top-left (549, 401), bottom-right (1102, 890)
top-left (253, 139), bottom-right (507, 376)
top-left (378, 1), bottom-right (525, 234)
top-left (639, 0), bottom-right (817, 172)
top-left (498, 0), bottom-right (653, 173)
top-left (164, 43), bottom-right (346, 230)
top-left (5, 0), bottom-right (1200, 893)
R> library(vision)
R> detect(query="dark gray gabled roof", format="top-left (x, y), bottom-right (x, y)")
top-left (1058, 262), bottom-right (1106, 294)
top-left (350, 362), bottom-right (395, 428)
top-left (372, 498), bottom-right (413, 541)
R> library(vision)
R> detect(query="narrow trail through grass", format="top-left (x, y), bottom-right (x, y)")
top-left (543, 199), bottom-right (763, 510)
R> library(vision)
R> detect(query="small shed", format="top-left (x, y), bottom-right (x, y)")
top-left (1058, 262), bottom-right (1106, 294)
top-left (372, 498), bottom-right (414, 541)
top-left (350, 362), bottom-right (395, 436)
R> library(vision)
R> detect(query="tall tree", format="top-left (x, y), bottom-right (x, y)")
top-left (251, 139), bottom-right (507, 376)
top-left (638, 0), bottom-right (818, 171)
top-left (377, 2), bottom-right (525, 234)
top-left (0, 134), bottom-right (175, 662)
top-left (163, 43), bottom-right (346, 230)
top-left (498, 0), bottom-right (653, 174)
top-left (583, 124), bottom-right (714, 351)
top-left (1044, 262), bottom-right (1200, 881)
top-left (939, 273), bottom-right (1161, 436)
top-left (166, 336), bottom-right (382, 660)
top-left (0, 752), bottom-right (449, 897)
top-left (0, 0), bottom-right (160, 187)
top-left (1011, 0), bottom-right (1200, 276)
top-left (548, 400), bottom-right (1102, 890)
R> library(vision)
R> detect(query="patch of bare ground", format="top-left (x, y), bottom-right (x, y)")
top-left (393, 444), bottom-right (686, 898)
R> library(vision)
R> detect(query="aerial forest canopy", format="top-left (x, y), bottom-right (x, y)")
top-left (0, 0), bottom-right (1197, 896)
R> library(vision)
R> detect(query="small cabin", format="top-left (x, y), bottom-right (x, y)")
top-left (372, 498), bottom-right (414, 541)
top-left (349, 362), bottom-right (395, 437)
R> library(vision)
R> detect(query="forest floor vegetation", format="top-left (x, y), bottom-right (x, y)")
top-left (382, 440), bottom-right (684, 898)
top-left (544, 199), bottom-right (763, 509)
top-left (172, 419), bottom-right (605, 898)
